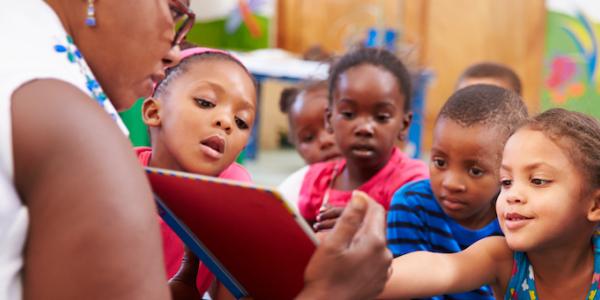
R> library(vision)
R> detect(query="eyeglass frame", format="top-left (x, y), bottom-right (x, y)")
top-left (170, 0), bottom-right (196, 47)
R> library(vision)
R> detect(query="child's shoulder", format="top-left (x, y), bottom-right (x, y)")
top-left (389, 148), bottom-right (429, 181)
top-left (389, 179), bottom-right (435, 207)
top-left (307, 158), bottom-right (341, 174)
top-left (303, 159), bottom-right (343, 184)
top-left (134, 146), bottom-right (152, 166)
top-left (219, 163), bottom-right (253, 183)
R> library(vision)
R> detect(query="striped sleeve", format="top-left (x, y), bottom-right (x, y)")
top-left (386, 180), bottom-right (432, 257)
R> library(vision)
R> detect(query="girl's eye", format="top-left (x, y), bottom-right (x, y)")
top-left (468, 167), bottom-right (485, 177)
top-left (340, 111), bottom-right (354, 119)
top-left (195, 98), bottom-right (215, 109)
top-left (301, 134), bottom-right (315, 143)
top-left (235, 117), bottom-right (249, 130)
top-left (432, 158), bottom-right (446, 169)
top-left (531, 178), bottom-right (550, 186)
top-left (500, 179), bottom-right (512, 188)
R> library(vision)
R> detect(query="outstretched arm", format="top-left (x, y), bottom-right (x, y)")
top-left (378, 236), bottom-right (513, 299)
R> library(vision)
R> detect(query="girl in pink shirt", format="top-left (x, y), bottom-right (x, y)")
top-left (138, 47), bottom-right (256, 299)
top-left (288, 48), bottom-right (429, 230)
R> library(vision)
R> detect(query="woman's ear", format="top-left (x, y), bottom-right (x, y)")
top-left (397, 112), bottom-right (413, 141)
top-left (325, 106), bottom-right (334, 134)
top-left (142, 97), bottom-right (162, 127)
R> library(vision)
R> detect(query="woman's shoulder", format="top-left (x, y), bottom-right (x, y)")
top-left (1, 1), bottom-right (99, 104)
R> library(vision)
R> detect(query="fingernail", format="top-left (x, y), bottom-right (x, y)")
top-left (350, 192), bottom-right (367, 210)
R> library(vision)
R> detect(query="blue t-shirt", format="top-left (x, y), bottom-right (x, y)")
top-left (386, 179), bottom-right (503, 300)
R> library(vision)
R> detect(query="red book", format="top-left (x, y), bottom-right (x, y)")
top-left (145, 167), bottom-right (317, 300)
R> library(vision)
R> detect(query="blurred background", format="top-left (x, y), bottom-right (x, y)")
top-left (120, 0), bottom-right (600, 185)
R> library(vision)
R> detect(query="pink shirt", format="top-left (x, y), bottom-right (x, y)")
top-left (135, 147), bottom-right (252, 295)
top-left (298, 147), bottom-right (429, 222)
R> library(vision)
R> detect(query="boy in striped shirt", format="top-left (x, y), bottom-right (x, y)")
top-left (386, 84), bottom-right (528, 300)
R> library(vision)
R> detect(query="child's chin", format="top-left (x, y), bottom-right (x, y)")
top-left (187, 164), bottom-right (224, 177)
top-left (505, 235), bottom-right (533, 252)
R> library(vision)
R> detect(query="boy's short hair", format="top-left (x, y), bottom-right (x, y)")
top-left (458, 62), bottom-right (522, 95)
top-left (438, 84), bottom-right (528, 137)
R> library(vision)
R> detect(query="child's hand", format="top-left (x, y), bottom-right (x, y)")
top-left (169, 247), bottom-right (201, 300)
top-left (313, 206), bottom-right (345, 232)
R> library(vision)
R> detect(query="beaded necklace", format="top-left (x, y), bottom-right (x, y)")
top-left (53, 35), bottom-right (129, 135)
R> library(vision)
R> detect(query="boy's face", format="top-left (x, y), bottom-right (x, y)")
top-left (288, 89), bottom-right (341, 164)
top-left (430, 118), bottom-right (503, 229)
top-left (147, 59), bottom-right (256, 176)
top-left (327, 64), bottom-right (411, 171)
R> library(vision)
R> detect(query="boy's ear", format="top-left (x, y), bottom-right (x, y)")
top-left (587, 188), bottom-right (600, 222)
top-left (142, 97), bottom-right (162, 128)
top-left (397, 112), bottom-right (413, 141)
top-left (325, 106), bottom-right (334, 134)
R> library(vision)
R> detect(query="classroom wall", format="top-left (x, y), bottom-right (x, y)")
top-left (277, 0), bottom-right (402, 54)
top-left (276, 0), bottom-right (546, 153)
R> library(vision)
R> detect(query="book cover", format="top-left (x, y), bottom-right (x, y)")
top-left (145, 167), bottom-right (317, 300)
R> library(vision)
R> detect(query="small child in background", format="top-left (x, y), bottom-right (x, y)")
top-left (380, 108), bottom-right (600, 300)
top-left (279, 80), bottom-right (341, 164)
top-left (138, 47), bottom-right (257, 299)
top-left (456, 62), bottom-right (522, 95)
top-left (387, 84), bottom-right (528, 300)
top-left (279, 47), bottom-right (429, 230)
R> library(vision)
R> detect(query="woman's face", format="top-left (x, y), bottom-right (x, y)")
top-left (71, 0), bottom-right (186, 110)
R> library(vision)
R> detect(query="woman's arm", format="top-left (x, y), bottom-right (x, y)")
top-left (13, 80), bottom-right (171, 299)
top-left (378, 236), bottom-right (513, 299)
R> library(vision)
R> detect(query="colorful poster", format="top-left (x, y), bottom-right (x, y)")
top-left (543, 0), bottom-right (600, 117)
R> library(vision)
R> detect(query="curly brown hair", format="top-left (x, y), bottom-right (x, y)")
top-left (525, 108), bottom-right (600, 190)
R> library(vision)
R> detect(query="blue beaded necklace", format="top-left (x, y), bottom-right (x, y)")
top-left (53, 35), bottom-right (128, 135)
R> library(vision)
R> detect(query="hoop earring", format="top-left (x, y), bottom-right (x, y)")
top-left (85, 0), bottom-right (96, 27)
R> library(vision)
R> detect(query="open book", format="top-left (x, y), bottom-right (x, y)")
top-left (145, 167), bottom-right (318, 300)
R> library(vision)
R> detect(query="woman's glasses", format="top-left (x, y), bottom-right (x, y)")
top-left (170, 0), bottom-right (196, 47)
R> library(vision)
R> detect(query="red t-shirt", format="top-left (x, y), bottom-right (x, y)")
top-left (135, 147), bottom-right (252, 295)
top-left (298, 147), bottom-right (429, 222)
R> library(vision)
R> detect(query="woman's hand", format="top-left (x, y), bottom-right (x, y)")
top-left (298, 191), bottom-right (393, 300)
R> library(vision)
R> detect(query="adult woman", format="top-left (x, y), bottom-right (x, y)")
top-left (1, 1), bottom-right (391, 299)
